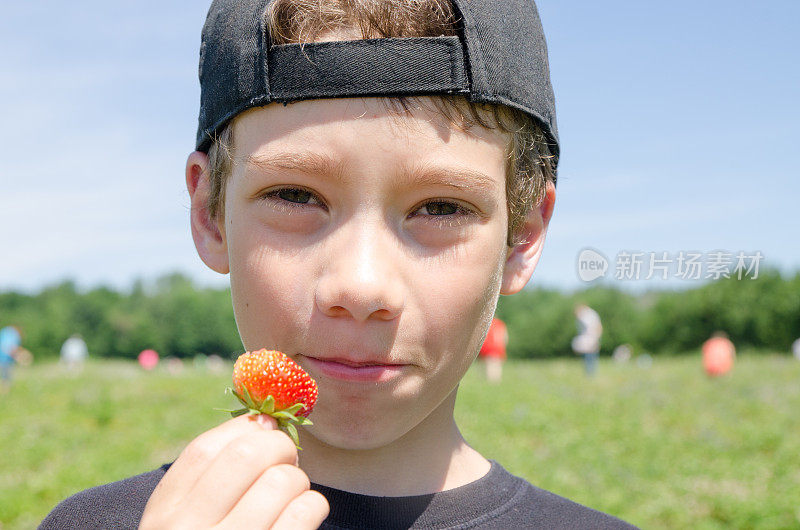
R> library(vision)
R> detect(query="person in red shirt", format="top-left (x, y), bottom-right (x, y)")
top-left (702, 331), bottom-right (736, 377)
top-left (479, 318), bottom-right (508, 383)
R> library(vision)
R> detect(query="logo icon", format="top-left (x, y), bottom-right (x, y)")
top-left (576, 248), bottom-right (608, 282)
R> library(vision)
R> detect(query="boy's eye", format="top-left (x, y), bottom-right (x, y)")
top-left (422, 201), bottom-right (459, 216)
top-left (259, 187), bottom-right (325, 209)
top-left (276, 188), bottom-right (314, 204)
top-left (414, 200), bottom-right (471, 218)
top-left (409, 200), bottom-right (476, 230)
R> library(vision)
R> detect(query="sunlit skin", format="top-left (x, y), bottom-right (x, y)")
top-left (187, 96), bottom-right (555, 496)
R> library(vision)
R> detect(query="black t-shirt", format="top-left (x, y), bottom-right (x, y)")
top-left (39, 460), bottom-right (637, 529)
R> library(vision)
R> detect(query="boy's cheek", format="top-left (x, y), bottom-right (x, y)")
top-left (227, 245), bottom-right (312, 351)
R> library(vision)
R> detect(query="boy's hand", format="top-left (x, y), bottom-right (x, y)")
top-left (139, 414), bottom-right (329, 529)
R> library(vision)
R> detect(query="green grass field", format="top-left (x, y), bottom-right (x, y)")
top-left (2, 354), bottom-right (799, 529)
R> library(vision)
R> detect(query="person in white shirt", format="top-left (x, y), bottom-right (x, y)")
top-left (60, 334), bottom-right (89, 370)
top-left (572, 304), bottom-right (603, 375)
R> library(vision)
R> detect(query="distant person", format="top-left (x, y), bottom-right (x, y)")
top-left (702, 331), bottom-right (736, 377)
top-left (572, 304), bottom-right (602, 376)
top-left (479, 317), bottom-right (508, 383)
top-left (166, 357), bottom-right (185, 375)
top-left (138, 349), bottom-right (159, 371)
top-left (613, 344), bottom-right (632, 363)
top-left (636, 353), bottom-right (653, 369)
top-left (206, 354), bottom-right (225, 373)
top-left (192, 353), bottom-right (208, 371)
top-left (13, 346), bottom-right (34, 367)
top-left (0, 325), bottom-right (22, 392)
top-left (792, 338), bottom-right (800, 361)
top-left (60, 334), bottom-right (89, 370)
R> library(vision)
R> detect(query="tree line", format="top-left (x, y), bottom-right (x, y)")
top-left (1, 269), bottom-right (798, 360)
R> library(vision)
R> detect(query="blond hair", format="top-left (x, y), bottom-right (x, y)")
top-left (207, 0), bottom-right (556, 246)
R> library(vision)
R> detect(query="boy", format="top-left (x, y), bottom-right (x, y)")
top-left (41, 0), bottom-right (636, 528)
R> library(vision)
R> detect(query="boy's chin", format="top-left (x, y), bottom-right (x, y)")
top-left (305, 416), bottom-right (410, 451)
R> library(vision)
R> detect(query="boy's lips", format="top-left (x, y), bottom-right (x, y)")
top-left (298, 354), bottom-right (407, 383)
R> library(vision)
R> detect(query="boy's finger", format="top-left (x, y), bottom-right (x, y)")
top-left (182, 429), bottom-right (298, 523)
top-left (150, 414), bottom-right (278, 503)
top-left (219, 463), bottom-right (312, 529)
top-left (269, 490), bottom-right (330, 530)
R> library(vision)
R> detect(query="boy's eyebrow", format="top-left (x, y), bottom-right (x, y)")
top-left (246, 151), bottom-right (348, 182)
top-left (400, 164), bottom-right (499, 194)
top-left (245, 151), bottom-right (499, 194)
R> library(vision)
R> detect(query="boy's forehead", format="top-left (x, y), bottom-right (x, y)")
top-left (232, 97), bottom-right (509, 158)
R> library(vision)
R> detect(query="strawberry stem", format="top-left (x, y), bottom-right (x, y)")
top-left (222, 387), bottom-right (312, 450)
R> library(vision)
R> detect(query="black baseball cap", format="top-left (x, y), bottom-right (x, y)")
top-left (196, 0), bottom-right (559, 170)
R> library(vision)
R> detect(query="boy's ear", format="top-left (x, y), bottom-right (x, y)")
top-left (500, 181), bottom-right (556, 295)
top-left (186, 151), bottom-right (230, 274)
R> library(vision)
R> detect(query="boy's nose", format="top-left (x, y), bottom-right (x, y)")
top-left (314, 218), bottom-right (404, 323)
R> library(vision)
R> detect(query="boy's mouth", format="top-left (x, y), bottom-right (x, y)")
top-left (298, 354), bottom-right (406, 383)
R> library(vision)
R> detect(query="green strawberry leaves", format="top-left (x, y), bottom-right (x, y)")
top-left (217, 386), bottom-right (313, 450)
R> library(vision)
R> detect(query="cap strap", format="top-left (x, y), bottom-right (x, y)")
top-left (268, 36), bottom-right (469, 101)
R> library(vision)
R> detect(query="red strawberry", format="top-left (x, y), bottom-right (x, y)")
top-left (224, 349), bottom-right (318, 449)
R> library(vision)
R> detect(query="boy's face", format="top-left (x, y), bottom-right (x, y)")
top-left (190, 97), bottom-right (548, 450)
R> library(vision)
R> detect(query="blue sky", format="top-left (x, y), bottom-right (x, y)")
top-left (1, 0), bottom-right (798, 293)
